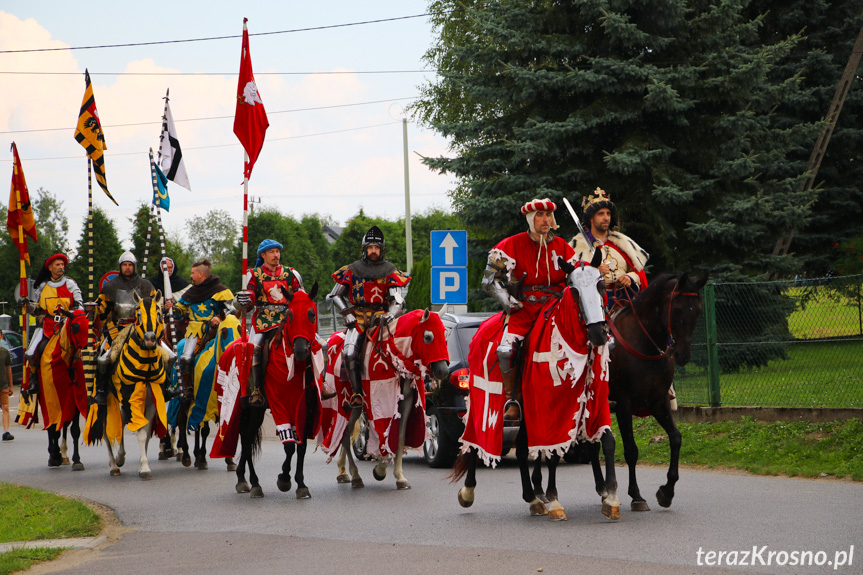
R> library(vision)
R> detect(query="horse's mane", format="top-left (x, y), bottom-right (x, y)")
top-left (618, 273), bottom-right (685, 317)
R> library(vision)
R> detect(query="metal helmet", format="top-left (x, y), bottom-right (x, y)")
top-left (118, 251), bottom-right (137, 267)
top-left (361, 225), bottom-right (385, 260)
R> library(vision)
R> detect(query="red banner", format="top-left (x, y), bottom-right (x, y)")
top-left (233, 18), bottom-right (269, 180)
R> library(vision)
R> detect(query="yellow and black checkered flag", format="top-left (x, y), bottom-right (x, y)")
top-left (74, 69), bottom-right (117, 206)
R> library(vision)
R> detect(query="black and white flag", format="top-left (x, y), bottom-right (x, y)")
top-left (159, 97), bottom-right (191, 190)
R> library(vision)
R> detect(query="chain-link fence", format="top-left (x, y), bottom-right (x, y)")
top-left (675, 274), bottom-right (863, 408)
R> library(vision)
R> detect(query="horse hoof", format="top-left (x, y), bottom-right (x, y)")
top-left (277, 475), bottom-right (292, 492)
top-left (139, 471), bottom-right (152, 480)
top-left (158, 452), bottom-right (170, 461)
top-left (110, 468), bottom-right (121, 477)
top-left (602, 502), bottom-right (621, 520)
top-left (250, 486), bottom-right (264, 498)
top-left (457, 488), bottom-right (474, 508)
top-left (631, 500), bottom-right (651, 512)
top-left (351, 478), bottom-right (364, 489)
top-left (336, 473), bottom-right (351, 484)
top-left (529, 500), bottom-right (548, 516)
top-left (296, 487), bottom-right (311, 499)
top-left (61, 457), bottom-right (71, 466)
top-left (175, 454), bottom-right (183, 462)
top-left (372, 466), bottom-right (386, 482)
top-left (548, 508), bottom-right (568, 522)
top-left (656, 487), bottom-right (673, 508)
top-left (226, 463), bottom-right (238, 472)
top-left (396, 480), bottom-right (411, 490)
top-left (48, 456), bottom-right (63, 468)
top-left (182, 455), bottom-right (192, 468)
top-left (197, 460), bottom-right (208, 470)
top-left (72, 463), bottom-right (85, 472)
top-left (236, 481), bottom-right (251, 493)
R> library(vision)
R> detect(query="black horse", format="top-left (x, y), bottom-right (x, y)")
top-left (590, 272), bottom-right (706, 511)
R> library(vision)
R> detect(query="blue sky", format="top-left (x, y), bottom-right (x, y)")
top-left (1, 2), bottom-right (454, 253)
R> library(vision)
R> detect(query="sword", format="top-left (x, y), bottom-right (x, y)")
top-left (562, 197), bottom-right (595, 257)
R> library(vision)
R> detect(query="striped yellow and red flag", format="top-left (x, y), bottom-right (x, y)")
top-left (74, 69), bottom-right (117, 205)
top-left (7, 142), bottom-right (37, 267)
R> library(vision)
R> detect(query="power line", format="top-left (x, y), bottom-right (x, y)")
top-left (0, 70), bottom-right (434, 76)
top-left (0, 97), bottom-right (416, 134)
top-left (0, 13), bottom-right (442, 54)
top-left (1, 121), bottom-right (403, 162)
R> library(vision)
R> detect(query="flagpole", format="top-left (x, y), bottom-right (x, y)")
top-left (11, 144), bottom-right (30, 391)
top-left (242, 150), bottom-right (249, 340)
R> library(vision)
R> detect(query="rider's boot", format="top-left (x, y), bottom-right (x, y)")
top-left (501, 368), bottom-right (522, 423)
top-left (248, 362), bottom-right (265, 407)
top-left (498, 338), bottom-right (521, 423)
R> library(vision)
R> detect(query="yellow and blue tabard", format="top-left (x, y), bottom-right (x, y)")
top-left (174, 287), bottom-right (235, 338)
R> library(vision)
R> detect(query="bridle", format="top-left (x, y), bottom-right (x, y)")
top-left (607, 278), bottom-right (700, 361)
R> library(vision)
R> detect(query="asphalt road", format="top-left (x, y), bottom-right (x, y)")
top-left (0, 412), bottom-right (860, 575)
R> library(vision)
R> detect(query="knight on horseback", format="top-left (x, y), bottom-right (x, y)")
top-left (19, 253), bottom-right (84, 401)
top-left (94, 251), bottom-right (175, 405)
top-left (482, 199), bottom-right (579, 422)
top-left (165, 258), bottom-right (237, 403)
top-left (326, 225), bottom-right (410, 400)
top-left (235, 239), bottom-right (303, 407)
top-left (570, 188), bottom-right (649, 310)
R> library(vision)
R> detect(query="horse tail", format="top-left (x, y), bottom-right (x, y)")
top-left (448, 449), bottom-right (471, 483)
top-left (251, 425), bottom-right (263, 460)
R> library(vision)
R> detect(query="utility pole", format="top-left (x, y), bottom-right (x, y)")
top-left (403, 118), bottom-right (413, 275)
top-left (771, 24), bottom-right (863, 261)
top-left (249, 195), bottom-right (262, 215)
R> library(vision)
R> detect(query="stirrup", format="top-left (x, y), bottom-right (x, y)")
top-left (503, 399), bottom-right (521, 423)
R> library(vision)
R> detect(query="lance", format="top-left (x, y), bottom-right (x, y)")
top-left (148, 147), bottom-right (178, 351)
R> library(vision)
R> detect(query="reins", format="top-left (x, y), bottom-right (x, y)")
top-left (607, 278), bottom-right (700, 361)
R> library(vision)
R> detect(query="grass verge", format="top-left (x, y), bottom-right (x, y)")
top-left (611, 416), bottom-right (863, 481)
top-left (0, 484), bottom-right (102, 575)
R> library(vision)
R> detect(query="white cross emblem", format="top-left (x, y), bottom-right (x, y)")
top-left (533, 337), bottom-right (565, 387)
top-left (472, 342), bottom-right (502, 432)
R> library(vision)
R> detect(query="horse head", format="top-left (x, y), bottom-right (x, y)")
top-left (282, 282), bottom-right (318, 362)
top-left (411, 308), bottom-right (450, 381)
top-left (132, 290), bottom-right (164, 350)
top-left (59, 308), bottom-right (90, 350)
top-left (667, 273), bottom-right (707, 365)
top-left (559, 254), bottom-right (608, 348)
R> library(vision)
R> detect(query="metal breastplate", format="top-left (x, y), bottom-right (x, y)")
top-left (114, 290), bottom-right (136, 321)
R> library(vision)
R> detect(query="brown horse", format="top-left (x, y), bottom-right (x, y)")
top-left (590, 272), bottom-right (706, 511)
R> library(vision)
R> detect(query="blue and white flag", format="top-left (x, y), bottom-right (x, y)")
top-left (149, 148), bottom-right (170, 212)
top-left (159, 95), bottom-right (191, 190)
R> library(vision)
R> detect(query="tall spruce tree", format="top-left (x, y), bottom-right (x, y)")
top-left (67, 206), bottom-right (123, 299)
top-left (413, 0), bottom-right (813, 279)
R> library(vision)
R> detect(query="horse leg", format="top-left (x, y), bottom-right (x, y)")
top-left (392, 381), bottom-right (414, 490)
top-left (176, 403), bottom-right (191, 467)
top-left (71, 414), bottom-right (85, 471)
top-left (588, 441), bottom-right (607, 498)
top-left (137, 398), bottom-right (156, 480)
top-left (531, 454), bottom-right (548, 503)
top-left (194, 426), bottom-right (208, 470)
top-left (342, 408), bottom-right (364, 488)
top-left (335, 447), bottom-right (350, 484)
top-left (294, 441), bottom-right (310, 499)
top-left (545, 453), bottom-right (567, 521)
top-left (247, 406), bottom-right (266, 498)
top-left (616, 408), bottom-right (647, 511)
top-left (516, 423), bottom-right (547, 516)
top-left (60, 423), bottom-right (71, 465)
top-left (278, 442), bottom-right (295, 492)
top-left (235, 424), bottom-right (251, 493)
top-left (47, 425), bottom-right (62, 467)
top-left (456, 448), bottom-right (478, 508)
top-left (652, 402), bottom-right (682, 508)
top-left (599, 428), bottom-right (620, 519)
top-left (106, 433), bottom-right (121, 476)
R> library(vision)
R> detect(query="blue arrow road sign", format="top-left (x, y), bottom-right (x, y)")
top-left (431, 267), bottom-right (468, 305)
top-left (430, 230), bottom-right (467, 267)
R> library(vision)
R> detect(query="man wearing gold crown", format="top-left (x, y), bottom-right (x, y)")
top-left (572, 188), bottom-right (649, 310)
top-left (482, 199), bottom-right (578, 422)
